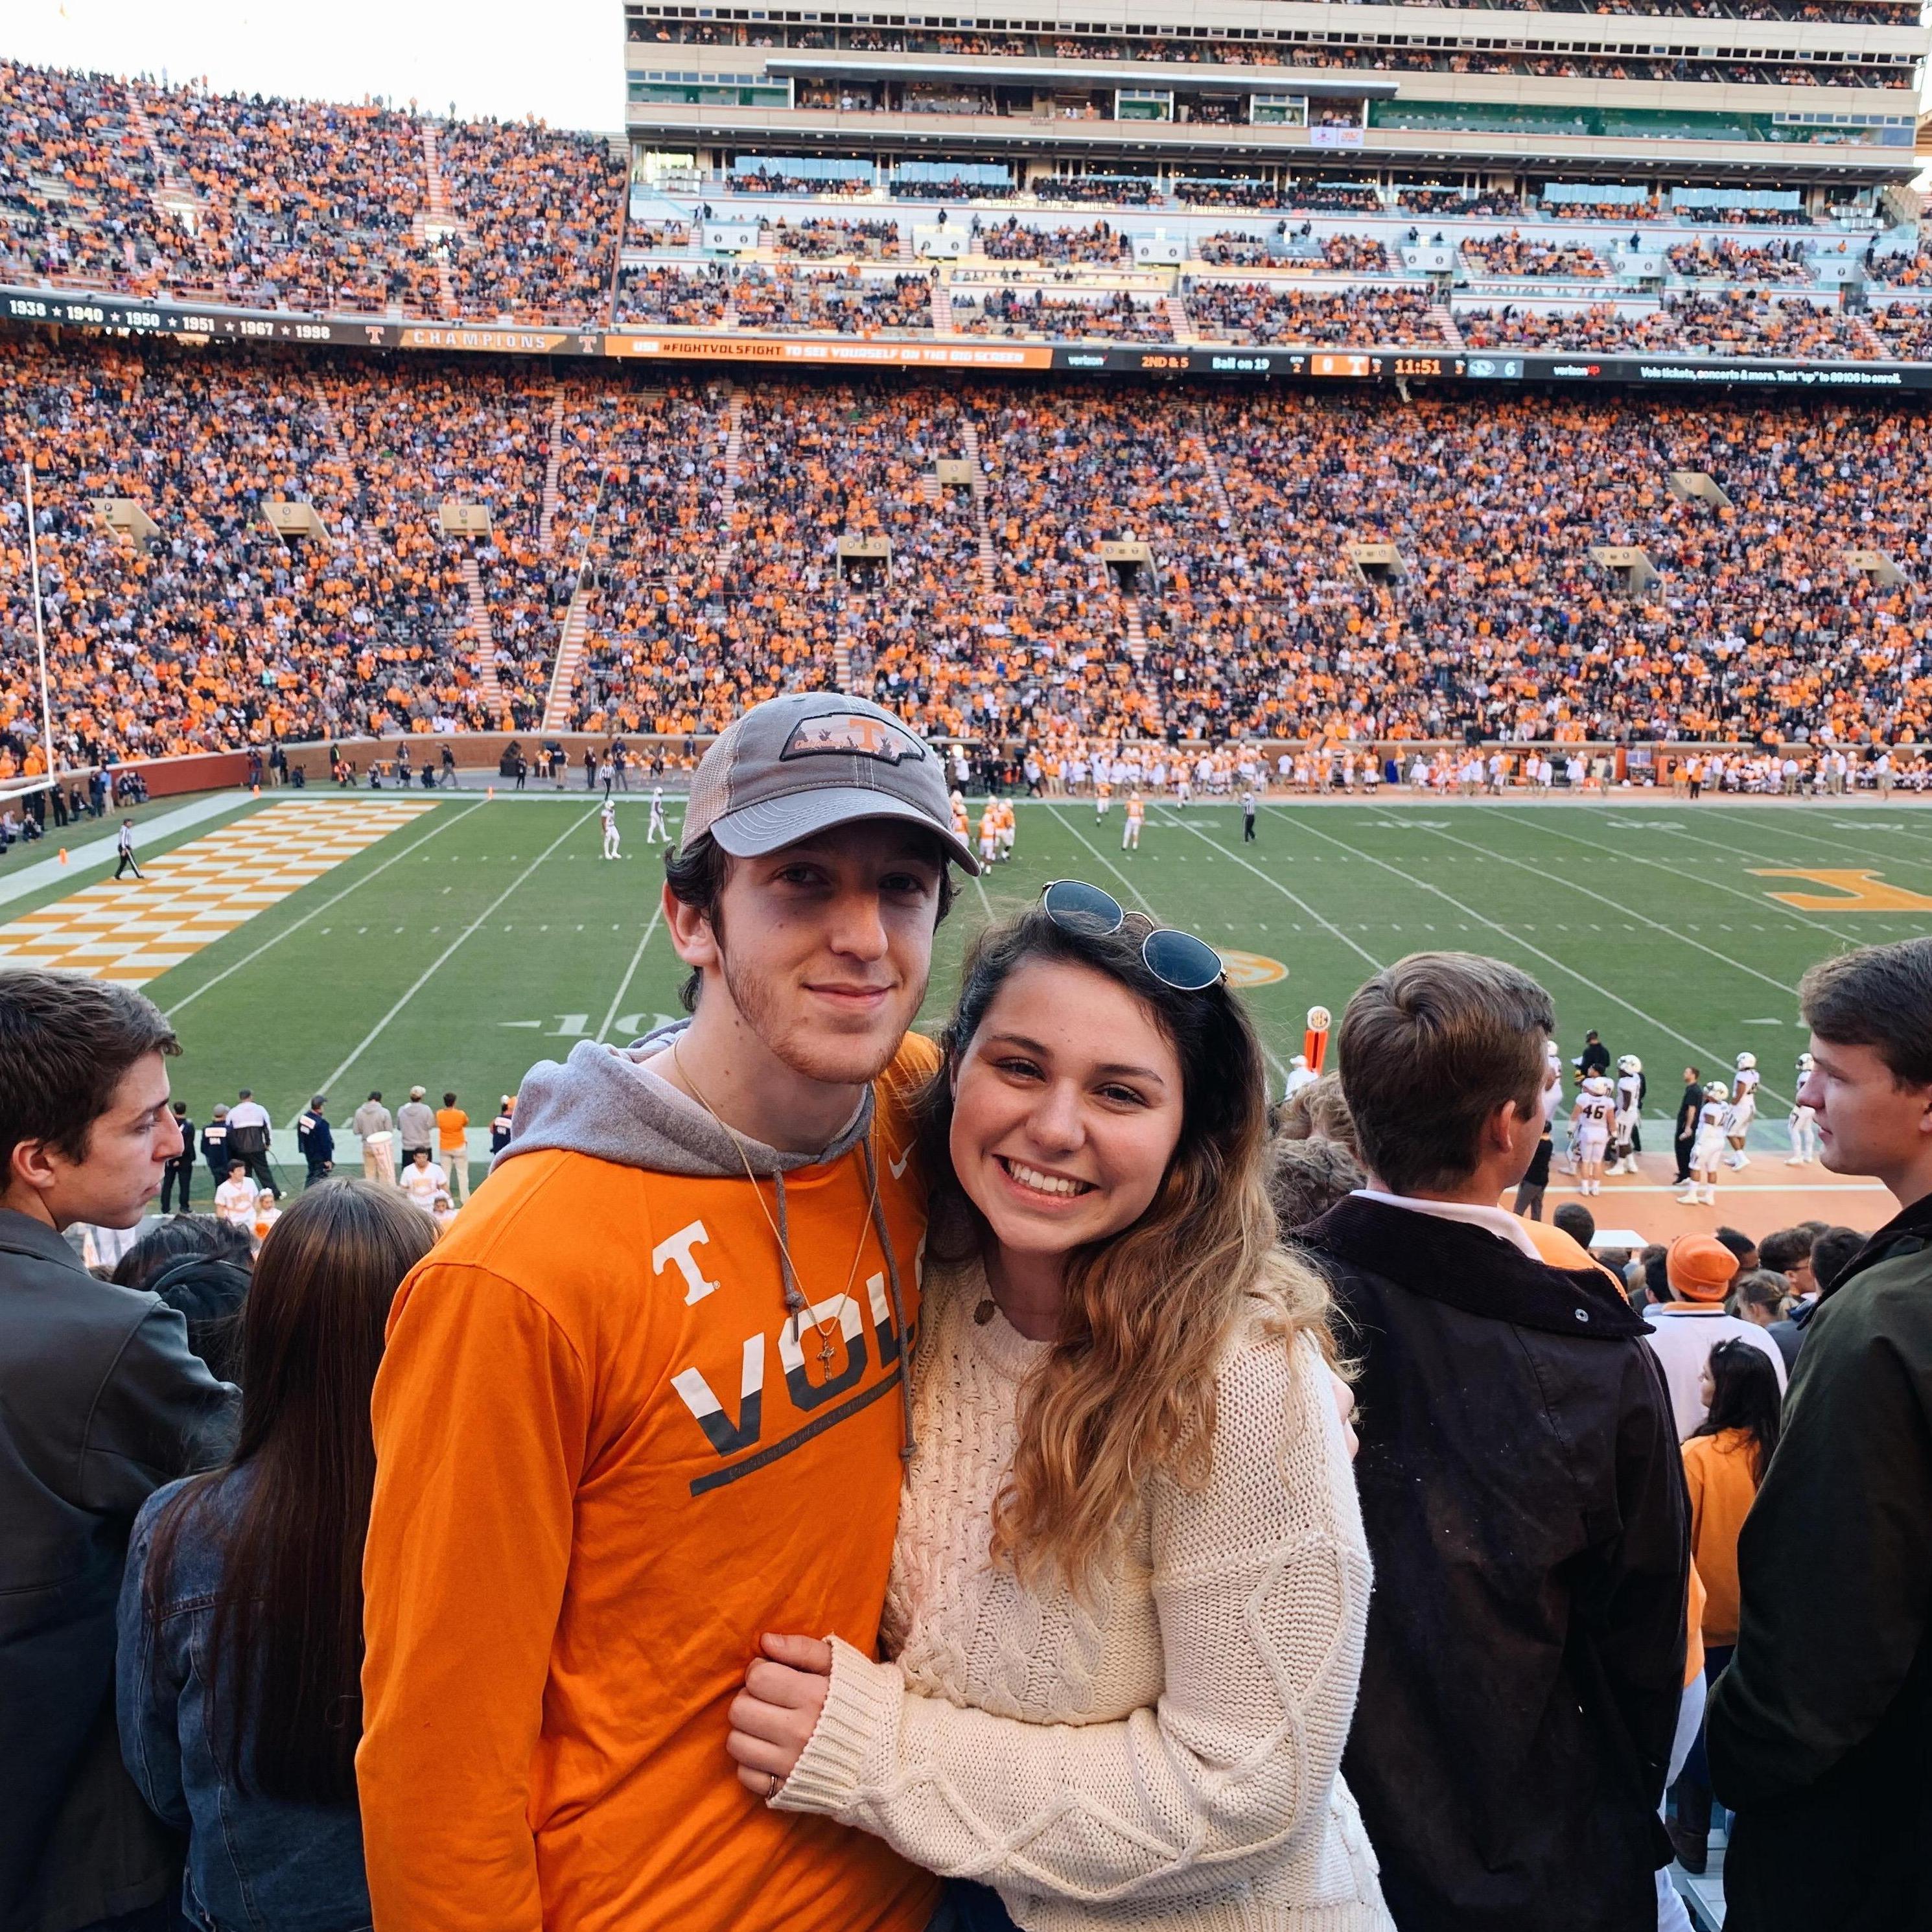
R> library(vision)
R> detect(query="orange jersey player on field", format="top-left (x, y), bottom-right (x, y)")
top-left (1123, 789), bottom-right (1145, 851)
top-left (978, 800), bottom-right (998, 870)
top-left (995, 797), bottom-right (1016, 861)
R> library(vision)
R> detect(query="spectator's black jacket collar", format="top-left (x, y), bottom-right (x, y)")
top-left (1304, 1194), bottom-right (1648, 1340)
top-left (1823, 1187), bottom-right (1932, 1303)
top-left (0, 1207), bottom-right (84, 1273)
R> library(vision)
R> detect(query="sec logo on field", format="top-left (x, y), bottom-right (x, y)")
top-left (1221, 951), bottom-right (1288, 988)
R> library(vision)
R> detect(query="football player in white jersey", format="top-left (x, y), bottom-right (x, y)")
top-left (1787, 1051), bottom-right (1819, 1165)
top-left (1725, 1051), bottom-right (1760, 1168)
top-left (1570, 1075), bottom-right (1616, 1196)
top-left (1680, 1079), bottom-right (1730, 1205)
top-left (599, 797), bottom-right (620, 861)
top-left (1608, 1054), bottom-right (1646, 1176)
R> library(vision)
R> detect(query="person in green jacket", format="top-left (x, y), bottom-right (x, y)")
top-left (1707, 936), bottom-right (1932, 1932)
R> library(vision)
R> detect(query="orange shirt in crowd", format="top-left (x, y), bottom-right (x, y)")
top-left (435, 1104), bottom-right (469, 1153)
top-left (358, 1036), bottom-right (941, 1932)
top-left (1682, 1426), bottom-right (1763, 1647)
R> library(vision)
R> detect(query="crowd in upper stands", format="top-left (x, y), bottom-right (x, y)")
top-left (1459, 292), bottom-right (1878, 358)
top-left (1187, 282), bottom-right (1445, 347)
top-left (8, 334), bottom-right (1932, 777)
top-left (1, 60), bottom-right (623, 325)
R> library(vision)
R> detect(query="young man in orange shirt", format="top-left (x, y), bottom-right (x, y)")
top-left (359, 693), bottom-right (978, 1932)
top-left (434, 1089), bottom-right (470, 1204)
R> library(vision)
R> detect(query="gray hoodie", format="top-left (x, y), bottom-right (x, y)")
top-left (498, 1021), bottom-right (918, 1450)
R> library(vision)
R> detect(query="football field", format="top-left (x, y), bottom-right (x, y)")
top-left (8, 786), bottom-right (1932, 1237)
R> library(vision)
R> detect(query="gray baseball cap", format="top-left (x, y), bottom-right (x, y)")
top-left (683, 693), bottom-right (981, 873)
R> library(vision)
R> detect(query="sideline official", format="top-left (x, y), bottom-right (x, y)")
top-left (297, 1096), bottom-right (334, 1187)
top-left (1674, 1067), bottom-right (1703, 1184)
top-left (199, 1105), bottom-right (231, 1191)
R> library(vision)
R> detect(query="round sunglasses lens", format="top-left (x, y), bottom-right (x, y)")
top-left (1043, 879), bottom-right (1125, 935)
top-left (1143, 929), bottom-right (1224, 992)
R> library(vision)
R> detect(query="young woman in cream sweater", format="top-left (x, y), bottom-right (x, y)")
top-left (728, 887), bottom-right (1392, 1932)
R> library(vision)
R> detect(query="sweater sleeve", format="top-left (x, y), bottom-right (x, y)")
top-left (358, 1261), bottom-right (591, 1932)
top-left (774, 1329), bottom-right (1374, 1909)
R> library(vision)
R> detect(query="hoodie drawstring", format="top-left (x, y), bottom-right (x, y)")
top-left (771, 1169), bottom-right (806, 1318)
top-left (859, 1134), bottom-right (918, 1463)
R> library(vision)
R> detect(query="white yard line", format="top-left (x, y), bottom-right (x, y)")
top-left (1410, 815), bottom-right (1803, 999)
top-left (165, 800), bottom-right (487, 1018)
top-left (1051, 804), bottom-right (1292, 1084)
top-left (0, 793), bottom-right (253, 910)
top-left (1695, 801), bottom-right (1932, 875)
top-left (1272, 808), bottom-right (1770, 1100)
top-left (596, 902), bottom-right (666, 1043)
top-left (1151, 806), bottom-right (1388, 974)
top-left (308, 806), bottom-right (599, 1100)
top-left (1506, 809), bottom-right (1868, 950)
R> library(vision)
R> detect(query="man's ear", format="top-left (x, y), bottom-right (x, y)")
top-left (662, 881), bottom-right (719, 973)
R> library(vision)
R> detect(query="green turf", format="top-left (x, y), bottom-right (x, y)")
top-left (18, 791), bottom-right (1932, 1186)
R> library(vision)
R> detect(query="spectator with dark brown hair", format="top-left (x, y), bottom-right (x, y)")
top-left (1299, 951), bottom-right (1688, 1932)
top-left (1709, 938), bottom-right (1932, 1932)
top-left (0, 969), bottom-right (236, 1932)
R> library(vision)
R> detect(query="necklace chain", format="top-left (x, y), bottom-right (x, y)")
top-left (671, 1040), bottom-right (880, 1373)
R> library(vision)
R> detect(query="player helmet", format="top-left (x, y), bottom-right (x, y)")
top-left (1736, 1052), bottom-right (1757, 1071)
top-left (1797, 1052), bottom-right (1815, 1073)
top-left (1583, 1075), bottom-right (1612, 1097)
top-left (1706, 1080), bottom-right (1731, 1101)
top-left (1616, 1054), bottom-right (1642, 1075)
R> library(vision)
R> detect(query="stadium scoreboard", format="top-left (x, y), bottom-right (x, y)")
top-left (8, 285), bottom-right (1928, 393)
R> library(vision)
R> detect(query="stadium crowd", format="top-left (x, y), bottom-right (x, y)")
top-left (10, 340), bottom-right (1932, 766)
top-left (3, 732), bottom-right (1930, 1932)
top-left (1, 61), bottom-right (623, 325)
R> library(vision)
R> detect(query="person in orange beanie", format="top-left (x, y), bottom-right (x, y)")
top-left (1642, 1233), bottom-right (1786, 1441)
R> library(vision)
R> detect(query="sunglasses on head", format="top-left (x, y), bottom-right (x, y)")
top-left (1040, 880), bottom-right (1226, 992)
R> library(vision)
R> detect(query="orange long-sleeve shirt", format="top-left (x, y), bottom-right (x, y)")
top-left (359, 1036), bottom-right (940, 1932)
top-left (1682, 1426), bottom-right (1762, 1647)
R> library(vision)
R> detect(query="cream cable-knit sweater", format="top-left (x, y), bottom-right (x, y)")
top-left (774, 1259), bottom-right (1391, 1932)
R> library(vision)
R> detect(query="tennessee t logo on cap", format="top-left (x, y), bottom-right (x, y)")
top-left (781, 713), bottom-right (926, 764)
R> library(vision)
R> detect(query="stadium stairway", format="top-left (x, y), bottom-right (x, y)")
top-left (542, 578), bottom-right (592, 732)
top-left (125, 91), bottom-right (205, 230)
top-left (539, 382), bottom-right (564, 553)
top-left (931, 278), bottom-right (956, 334)
top-left (1432, 303), bottom-right (1467, 351)
top-left (957, 418), bottom-right (997, 594)
top-left (1123, 595), bottom-right (1147, 668)
top-left (1850, 312), bottom-right (1888, 358)
top-left (1191, 418), bottom-right (1244, 550)
top-left (308, 374), bottom-right (354, 493)
top-left (456, 550), bottom-right (507, 721)
top-left (898, 226), bottom-right (915, 266)
top-left (417, 122), bottom-right (461, 319)
top-left (1165, 289), bottom-right (1196, 343)
top-left (721, 387), bottom-right (746, 526)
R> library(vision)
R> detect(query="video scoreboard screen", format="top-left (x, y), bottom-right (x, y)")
top-left (7, 286), bottom-right (1926, 393)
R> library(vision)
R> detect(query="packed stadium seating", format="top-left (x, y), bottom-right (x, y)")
top-left (7, 332), bottom-right (1932, 773)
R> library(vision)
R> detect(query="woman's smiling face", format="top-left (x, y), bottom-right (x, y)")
top-left (949, 958), bottom-right (1185, 1264)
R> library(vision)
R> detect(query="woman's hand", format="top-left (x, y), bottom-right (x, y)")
top-left (727, 1633), bottom-right (833, 1798)
top-left (1327, 1368), bottom-right (1359, 1461)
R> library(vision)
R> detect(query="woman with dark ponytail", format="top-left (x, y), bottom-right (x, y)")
top-left (117, 1180), bottom-right (434, 1931)
top-left (1670, 1339), bottom-right (1786, 1874)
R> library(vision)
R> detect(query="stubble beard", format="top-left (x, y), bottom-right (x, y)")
top-left (721, 946), bottom-right (927, 1091)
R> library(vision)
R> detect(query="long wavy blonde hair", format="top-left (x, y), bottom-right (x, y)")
top-left (918, 907), bottom-right (1336, 1589)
